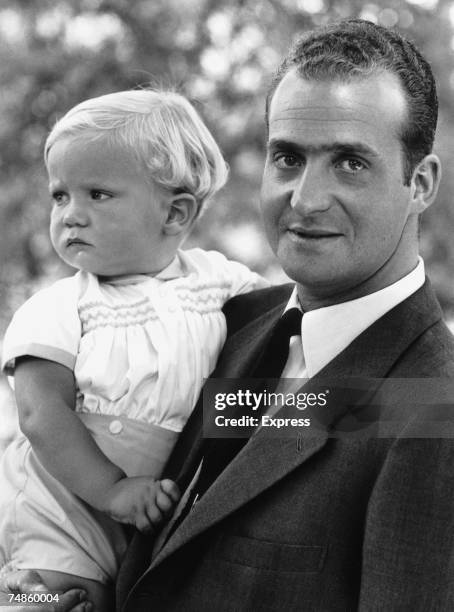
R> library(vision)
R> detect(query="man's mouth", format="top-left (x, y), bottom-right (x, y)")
top-left (287, 226), bottom-right (342, 240)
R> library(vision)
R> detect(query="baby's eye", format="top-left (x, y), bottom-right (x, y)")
top-left (90, 190), bottom-right (110, 201)
top-left (337, 158), bottom-right (366, 173)
top-left (51, 191), bottom-right (68, 206)
top-left (273, 153), bottom-right (302, 169)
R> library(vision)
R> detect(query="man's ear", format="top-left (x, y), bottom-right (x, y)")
top-left (410, 153), bottom-right (441, 214)
top-left (163, 193), bottom-right (199, 236)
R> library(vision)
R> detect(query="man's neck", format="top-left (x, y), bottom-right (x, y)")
top-left (297, 256), bottom-right (420, 312)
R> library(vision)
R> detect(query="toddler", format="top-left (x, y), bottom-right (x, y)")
top-left (0, 89), bottom-right (266, 610)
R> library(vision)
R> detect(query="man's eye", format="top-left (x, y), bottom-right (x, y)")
top-left (273, 153), bottom-right (301, 169)
top-left (337, 158), bottom-right (366, 173)
top-left (90, 190), bottom-right (110, 201)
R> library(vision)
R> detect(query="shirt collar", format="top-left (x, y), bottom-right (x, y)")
top-left (155, 253), bottom-right (185, 280)
top-left (284, 257), bottom-right (425, 377)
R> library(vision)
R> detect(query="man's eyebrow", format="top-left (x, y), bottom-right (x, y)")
top-left (267, 138), bottom-right (380, 157)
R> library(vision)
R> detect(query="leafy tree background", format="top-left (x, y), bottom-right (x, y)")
top-left (1, 0), bottom-right (454, 446)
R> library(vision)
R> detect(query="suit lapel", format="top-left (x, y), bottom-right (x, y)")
top-left (150, 433), bottom-right (325, 568)
top-left (151, 280), bottom-right (443, 568)
top-left (215, 299), bottom-right (291, 377)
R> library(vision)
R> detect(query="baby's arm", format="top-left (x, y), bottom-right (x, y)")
top-left (16, 357), bottom-right (125, 505)
top-left (15, 357), bottom-right (179, 532)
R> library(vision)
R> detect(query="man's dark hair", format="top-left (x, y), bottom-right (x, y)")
top-left (266, 19), bottom-right (438, 185)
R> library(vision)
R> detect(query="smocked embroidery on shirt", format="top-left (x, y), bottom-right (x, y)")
top-left (79, 298), bottom-right (157, 334)
top-left (174, 287), bottom-right (231, 312)
top-left (78, 283), bottom-right (232, 333)
top-left (173, 280), bottom-right (232, 292)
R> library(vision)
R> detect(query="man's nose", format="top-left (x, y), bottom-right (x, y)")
top-left (290, 164), bottom-right (331, 213)
top-left (63, 198), bottom-right (89, 226)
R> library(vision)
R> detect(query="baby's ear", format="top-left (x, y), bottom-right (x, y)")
top-left (164, 193), bottom-right (198, 236)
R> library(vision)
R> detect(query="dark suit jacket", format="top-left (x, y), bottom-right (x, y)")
top-left (117, 280), bottom-right (454, 611)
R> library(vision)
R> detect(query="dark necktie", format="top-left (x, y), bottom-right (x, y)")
top-left (178, 307), bottom-right (303, 516)
top-left (250, 307), bottom-right (303, 379)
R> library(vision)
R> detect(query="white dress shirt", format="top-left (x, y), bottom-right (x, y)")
top-left (280, 257), bottom-right (425, 380)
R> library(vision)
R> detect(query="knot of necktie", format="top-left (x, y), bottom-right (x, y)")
top-left (252, 307), bottom-right (302, 380)
top-left (279, 307), bottom-right (303, 337)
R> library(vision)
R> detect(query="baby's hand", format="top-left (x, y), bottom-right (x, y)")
top-left (102, 477), bottom-right (180, 533)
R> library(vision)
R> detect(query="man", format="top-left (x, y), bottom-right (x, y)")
top-left (3, 18), bottom-right (454, 611)
top-left (116, 19), bottom-right (454, 611)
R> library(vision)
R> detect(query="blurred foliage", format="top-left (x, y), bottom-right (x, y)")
top-left (1, 0), bottom-right (454, 346)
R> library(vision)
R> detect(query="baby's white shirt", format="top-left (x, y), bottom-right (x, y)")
top-left (2, 248), bottom-right (267, 432)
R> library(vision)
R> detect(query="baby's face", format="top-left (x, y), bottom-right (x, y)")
top-left (47, 135), bottom-right (175, 276)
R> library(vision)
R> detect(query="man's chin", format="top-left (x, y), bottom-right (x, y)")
top-left (280, 257), bottom-right (342, 290)
top-left (280, 264), bottom-right (360, 308)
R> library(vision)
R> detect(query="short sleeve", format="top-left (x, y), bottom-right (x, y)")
top-left (184, 248), bottom-right (269, 298)
top-left (219, 256), bottom-right (270, 298)
top-left (1, 275), bottom-right (82, 376)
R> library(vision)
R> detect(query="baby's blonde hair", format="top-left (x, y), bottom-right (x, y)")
top-left (45, 89), bottom-right (229, 214)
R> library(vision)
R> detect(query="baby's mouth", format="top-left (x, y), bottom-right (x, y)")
top-left (66, 237), bottom-right (90, 247)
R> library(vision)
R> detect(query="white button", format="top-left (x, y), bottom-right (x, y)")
top-left (168, 303), bottom-right (177, 313)
top-left (109, 419), bottom-right (123, 434)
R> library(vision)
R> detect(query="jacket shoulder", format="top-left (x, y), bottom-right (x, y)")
top-left (222, 283), bottom-right (293, 337)
top-left (394, 318), bottom-right (454, 377)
